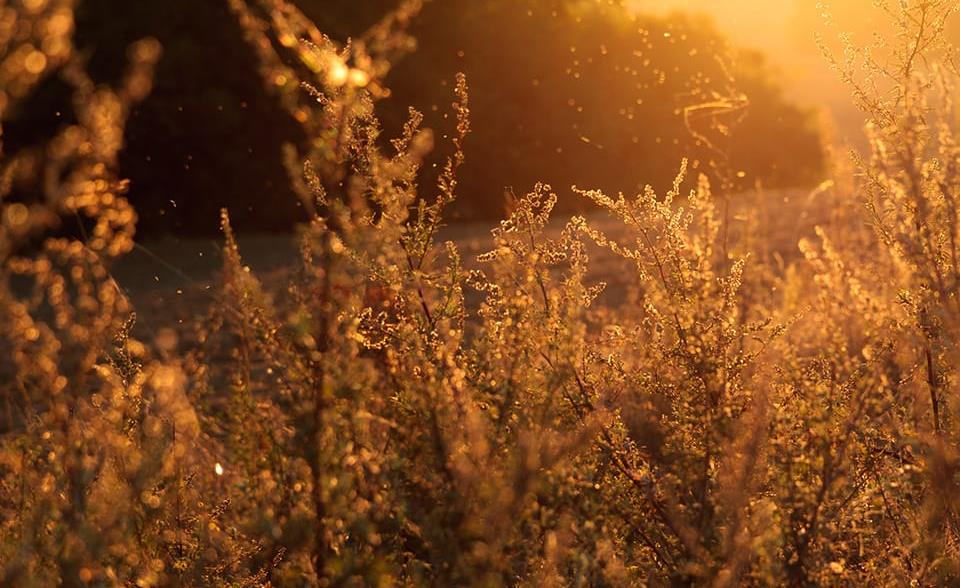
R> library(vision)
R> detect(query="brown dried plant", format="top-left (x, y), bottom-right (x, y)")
top-left (2, 0), bottom-right (960, 586)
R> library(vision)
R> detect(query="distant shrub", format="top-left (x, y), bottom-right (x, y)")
top-left (365, 0), bottom-right (826, 219)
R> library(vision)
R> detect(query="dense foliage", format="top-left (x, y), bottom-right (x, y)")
top-left (362, 0), bottom-right (825, 219)
top-left (15, 0), bottom-right (826, 233)
top-left (2, 0), bottom-right (959, 586)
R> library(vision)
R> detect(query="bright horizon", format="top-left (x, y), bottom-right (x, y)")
top-left (626, 0), bottom-right (917, 144)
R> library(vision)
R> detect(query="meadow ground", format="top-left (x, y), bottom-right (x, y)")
top-left (118, 187), bottom-right (823, 322)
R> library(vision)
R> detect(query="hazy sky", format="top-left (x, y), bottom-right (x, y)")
top-left (627, 0), bottom-right (893, 64)
top-left (626, 0), bottom-right (913, 144)
top-left (630, 1), bottom-right (883, 45)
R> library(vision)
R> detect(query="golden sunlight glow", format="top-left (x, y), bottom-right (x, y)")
top-left (3, 0), bottom-right (959, 583)
top-left (625, 0), bottom-right (943, 143)
top-left (326, 56), bottom-right (350, 87)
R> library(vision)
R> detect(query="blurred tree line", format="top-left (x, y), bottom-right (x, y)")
top-left (8, 0), bottom-right (824, 234)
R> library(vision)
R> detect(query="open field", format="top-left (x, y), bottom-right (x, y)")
top-left (118, 187), bottom-right (824, 316)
